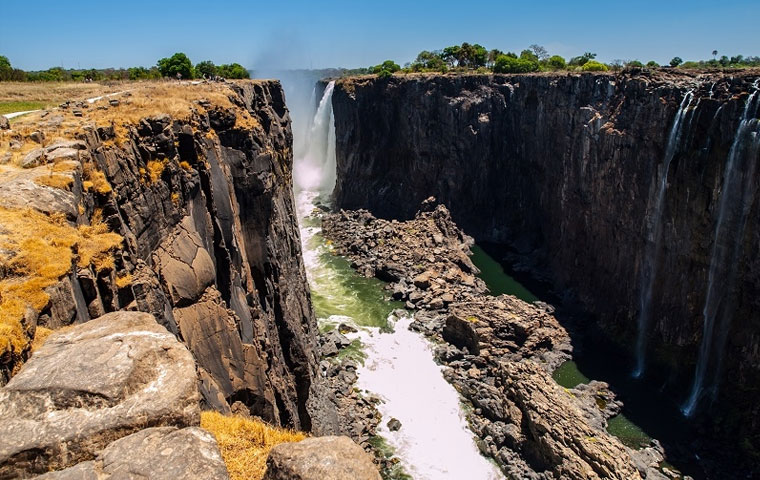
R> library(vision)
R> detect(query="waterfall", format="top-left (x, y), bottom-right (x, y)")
top-left (682, 82), bottom-right (760, 417)
top-left (294, 81), bottom-right (336, 195)
top-left (633, 91), bottom-right (696, 378)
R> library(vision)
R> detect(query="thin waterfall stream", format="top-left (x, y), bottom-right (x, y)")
top-left (682, 82), bottom-right (760, 416)
top-left (293, 82), bottom-right (503, 479)
top-left (633, 90), bottom-right (696, 378)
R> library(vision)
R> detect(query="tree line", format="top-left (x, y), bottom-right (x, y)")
top-left (366, 43), bottom-right (760, 77)
top-left (0, 53), bottom-right (250, 82)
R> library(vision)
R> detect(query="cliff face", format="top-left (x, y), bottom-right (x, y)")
top-left (0, 81), bottom-right (332, 432)
top-left (331, 72), bottom-right (760, 435)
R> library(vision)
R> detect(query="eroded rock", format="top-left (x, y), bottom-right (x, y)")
top-left (0, 311), bottom-right (200, 477)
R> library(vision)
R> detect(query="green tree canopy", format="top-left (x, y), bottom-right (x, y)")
top-left (195, 60), bottom-right (217, 78)
top-left (157, 53), bottom-right (194, 79)
top-left (670, 57), bottom-right (683, 67)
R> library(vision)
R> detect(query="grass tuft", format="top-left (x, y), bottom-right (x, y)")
top-left (200, 411), bottom-right (306, 480)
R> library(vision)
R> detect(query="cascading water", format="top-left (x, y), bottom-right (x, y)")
top-left (294, 81), bottom-right (337, 194)
top-left (682, 82), bottom-right (760, 417)
top-left (294, 82), bottom-right (503, 479)
top-left (633, 91), bottom-right (696, 378)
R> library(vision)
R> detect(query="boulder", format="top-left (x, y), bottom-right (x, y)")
top-left (21, 148), bottom-right (45, 168)
top-left (0, 311), bottom-right (200, 477)
top-left (0, 115), bottom-right (9, 130)
top-left (34, 427), bottom-right (229, 480)
top-left (263, 436), bottom-right (381, 480)
top-left (442, 314), bottom-right (480, 355)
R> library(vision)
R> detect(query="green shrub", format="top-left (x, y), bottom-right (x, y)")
top-left (546, 55), bottom-right (567, 70)
top-left (493, 55), bottom-right (539, 73)
top-left (582, 60), bottom-right (609, 72)
top-left (157, 52), bottom-right (194, 79)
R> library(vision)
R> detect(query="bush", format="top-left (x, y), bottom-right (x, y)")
top-left (626, 60), bottom-right (644, 68)
top-left (217, 63), bottom-right (250, 79)
top-left (493, 55), bottom-right (539, 73)
top-left (546, 55), bottom-right (567, 70)
top-left (646, 60), bottom-right (659, 68)
top-left (195, 60), bottom-right (217, 78)
top-left (670, 56), bottom-right (683, 67)
top-left (582, 60), bottom-right (609, 72)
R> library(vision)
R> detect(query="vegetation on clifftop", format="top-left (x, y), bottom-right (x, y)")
top-left (0, 53), bottom-right (250, 82)
top-left (352, 43), bottom-right (760, 78)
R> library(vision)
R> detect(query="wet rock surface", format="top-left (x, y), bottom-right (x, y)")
top-left (263, 436), bottom-right (381, 480)
top-left (323, 202), bottom-right (671, 479)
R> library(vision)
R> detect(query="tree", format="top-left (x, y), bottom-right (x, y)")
top-left (195, 60), bottom-right (217, 78)
top-left (670, 57), bottom-right (683, 67)
top-left (712, 50), bottom-right (718, 60)
top-left (157, 52), bottom-right (194, 79)
top-left (411, 51), bottom-right (447, 72)
top-left (646, 60), bottom-right (659, 68)
top-left (487, 49), bottom-right (503, 68)
top-left (546, 55), bottom-right (566, 70)
top-left (372, 60), bottom-right (401, 78)
top-left (217, 63), bottom-right (250, 79)
top-left (568, 52), bottom-right (596, 67)
top-left (529, 44), bottom-right (549, 61)
top-left (520, 49), bottom-right (539, 63)
top-left (626, 60), bottom-right (644, 68)
top-left (0, 55), bottom-right (12, 81)
top-left (441, 46), bottom-right (461, 67)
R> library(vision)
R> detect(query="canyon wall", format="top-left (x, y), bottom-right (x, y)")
top-left (331, 72), bottom-right (760, 444)
top-left (0, 81), bottom-right (335, 433)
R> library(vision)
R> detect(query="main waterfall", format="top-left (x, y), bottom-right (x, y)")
top-left (682, 83), bottom-right (760, 416)
top-left (293, 81), bottom-right (503, 479)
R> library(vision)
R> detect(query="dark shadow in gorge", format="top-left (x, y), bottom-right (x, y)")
top-left (477, 241), bottom-right (711, 480)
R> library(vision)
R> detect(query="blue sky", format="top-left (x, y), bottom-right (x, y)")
top-left (1, 0), bottom-right (758, 71)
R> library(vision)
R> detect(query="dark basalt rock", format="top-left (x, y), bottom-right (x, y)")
top-left (330, 71), bottom-right (760, 471)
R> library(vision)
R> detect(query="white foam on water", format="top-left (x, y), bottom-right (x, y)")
top-left (354, 315), bottom-right (503, 480)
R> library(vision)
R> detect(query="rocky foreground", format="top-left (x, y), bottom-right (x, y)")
top-left (323, 199), bottom-right (678, 480)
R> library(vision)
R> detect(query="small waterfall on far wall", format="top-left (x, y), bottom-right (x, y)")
top-left (633, 91), bottom-right (697, 378)
top-left (682, 82), bottom-right (760, 417)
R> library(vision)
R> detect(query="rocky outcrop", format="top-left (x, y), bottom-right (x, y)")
top-left (330, 71), bottom-right (760, 461)
top-left (0, 311), bottom-right (227, 479)
top-left (263, 436), bottom-right (381, 480)
top-left (0, 81), bottom-right (334, 432)
top-left (322, 203), bottom-right (664, 479)
top-left (34, 427), bottom-right (229, 480)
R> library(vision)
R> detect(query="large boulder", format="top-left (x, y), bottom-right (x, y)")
top-left (0, 311), bottom-right (200, 477)
top-left (33, 427), bottom-right (229, 480)
top-left (263, 436), bottom-right (381, 480)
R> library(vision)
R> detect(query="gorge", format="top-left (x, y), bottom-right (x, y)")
top-left (1, 67), bottom-right (759, 480)
top-left (328, 70), bottom-right (760, 477)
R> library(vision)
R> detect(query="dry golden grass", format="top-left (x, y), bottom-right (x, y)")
top-left (35, 173), bottom-right (73, 189)
top-left (0, 207), bottom-right (122, 356)
top-left (115, 273), bottom-right (133, 289)
top-left (82, 163), bottom-right (112, 194)
top-left (200, 411), bottom-right (306, 480)
top-left (147, 159), bottom-right (166, 184)
top-left (0, 81), bottom-right (130, 105)
top-left (30, 326), bottom-right (54, 352)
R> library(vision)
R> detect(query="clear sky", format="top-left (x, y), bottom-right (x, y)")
top-left (1, 0), bottom-right (758, 71)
